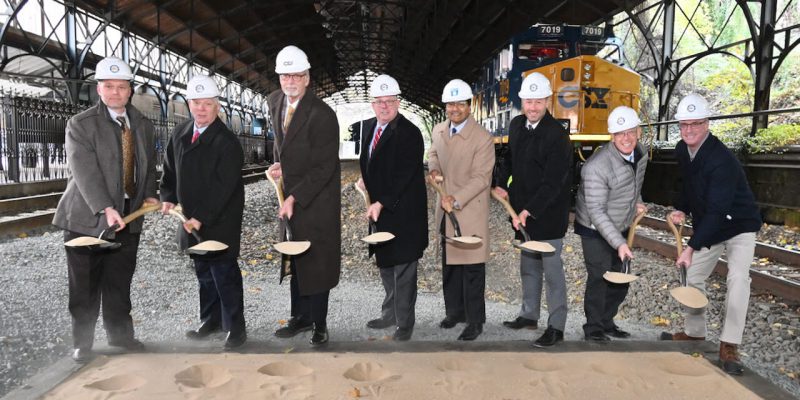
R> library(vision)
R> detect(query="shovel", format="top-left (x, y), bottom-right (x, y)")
top-left (265, 172), bottom-right (311, 256)
top-left (64, 203), bottom-right (162, 250)
top-left (666, 217), bottom-right (709, 309)
top-left (427, 176), bottom-right (482, 245)
top-left (354, 183), bottom-right (395, 244)
top-left (490, 190), bottom-right (555, 253)
top-left (604, 209), bottom-right (646, 284)
top-left (167, 207), bottom-right (229, 255)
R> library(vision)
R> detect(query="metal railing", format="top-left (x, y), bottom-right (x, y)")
top-left (1, 96), bottom-right (267, 184)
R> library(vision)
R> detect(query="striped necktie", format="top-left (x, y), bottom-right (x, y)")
top-left (116, 116), bottom-right (136, 198)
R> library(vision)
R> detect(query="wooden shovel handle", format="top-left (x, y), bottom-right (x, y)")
top-left (491, 190), bottom-right (519, 220)
top-left (122, 203), bottom-right (161, 224)
top-left (625, 209), bottom-right (646, 248)
top-left (666, 217), bottom-right (685, 257)
top-left (354, 183), bottom-right (371, 208)
top-left (426, 175), bottom-right (452, 213)
top-left (167, 207), bottom-right (204, 242)
top-left (265, 171), bottom-right (285, 207)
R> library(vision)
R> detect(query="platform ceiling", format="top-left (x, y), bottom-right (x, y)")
top-left (73, 0), bottom-right (642, 113)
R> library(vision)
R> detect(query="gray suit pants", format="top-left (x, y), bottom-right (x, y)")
top-left (378, 260), bottom-right (418, 329)
top-left (517, 238), bottom-right (567, 330)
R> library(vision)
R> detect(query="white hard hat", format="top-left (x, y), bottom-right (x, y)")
top-left (441, 79), bottom-right (473, 103)
top-left (674, 93), bottom-right (711, 120)
top-left (186, 75), bottom-right (220, 99)
top-left (518, 72), bottom-right (552, 99)
top-left (370, 74), bottom-right (401, 97)
top-left (94, 57), bottom-right (133, 80)
top-left (607, 106), bottom-right (641, 134)
top-left (275, 45), bottom-right (311, 74)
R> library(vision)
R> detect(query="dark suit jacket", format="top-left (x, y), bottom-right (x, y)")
top-left (159, 118), bottom-right (245, 259)
top-left (495, 111), bottom-right (573, 241)
top-left (675, 133), bottom-right (761, 250)
top-left (268, 90), bottom-right (341, 295)
top-left (358, 114), bottom-right (428, 268)
top-left (53, 101), bottom-right (157, 236)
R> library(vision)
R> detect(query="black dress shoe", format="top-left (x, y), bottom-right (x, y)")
top-left (605, 327), bottom-right (631, 339)
top-left (310, 324), bottom-right (329, 346)
top-left (533, 327), bottom-right (564, 348)
top-left (108, 338), bottom-right (145, 352)
top-left (439, 317), bottom-right (463, 329)
top-left (366, 318), bottom-right (395, 329)
top-left (393, 327), bottom-right (413, 341)
top-left (457, 324), bottom-right (483, 341)
top-left (502, 317), bottom-right (538, 330)
top-left (275, 318), bottom-right (313, 338)
top-left (72, 348), bottom-right (92, 362)
top-left (585, 331), bottom-right (611, 342)
top-left (186, 322), bottom-right (223, 340)
top-left (223, 331), bottom-right (247, 350)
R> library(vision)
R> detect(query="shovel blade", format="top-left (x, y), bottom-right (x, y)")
top-left (361, 231), bottom-right (395, 244)
top-left (449, 236), bottom-right (482, 245)
top-left (187, 240), bottom-right (229, 255)
top-left (514, 240), bottom-right (555, 253)
top-left (603, 271), bottom-right (639, 284)
top-left (274, 240), bottom-right (311, 256)
top-left (65, 236), bottom-right (109, 247)
top-left (669, 286), bottom-right (709, 309)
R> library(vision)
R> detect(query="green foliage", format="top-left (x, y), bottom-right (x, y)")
top-left (713, 119), bottom-right (750, 150)
top-left (747, 124), bottom-right (800, 153)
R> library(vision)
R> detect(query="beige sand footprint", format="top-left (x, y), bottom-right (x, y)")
top-left (257, 361), bottom-right (314, 399)
top-left (529, 375), bottom-right (568, 399)
top-left (259, 382), bottom-right (312, 400)
top-left (83, 374), bottom-right (147, 394)
top-left (434, 374), bottom-right (473, 396)
top-left (174, 364), bottom-right (232, 390)
top-left (522, 356), bottom-right (567, 372)
top-left (436, 358), bottom-right (482, 372)
top-left (343, 361), bottom-right (399, 399)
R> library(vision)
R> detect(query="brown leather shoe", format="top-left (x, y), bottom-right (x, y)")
top-left (719, 341), bottom-right (744, 375)
top-left (659, 331), bottom-right (705, 341)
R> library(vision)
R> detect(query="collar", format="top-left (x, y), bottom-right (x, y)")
top-left (107, 107), bottom-right (129, 125)
top-left (193, 123), bottom-right (210, 134)
top-left (525, 119), bottom-right (540, 131)
top-left (285, 96), bottom-right (300, 110)
top-left (687, 132), bottom-right (710, 161)
top-left (449, 119), bottom-right (468, 136)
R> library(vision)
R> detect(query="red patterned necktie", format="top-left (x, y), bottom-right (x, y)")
top-left (191, 129), bottom-right (200, 143)
top-left (371, 126), bottom-right (382, 155)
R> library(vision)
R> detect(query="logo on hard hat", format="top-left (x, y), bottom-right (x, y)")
top-left (617, 117), bottom-right (625, 125)
top-left (380, 83), bottom-right (388, 91)
top-left (110, 65), bottom-right (120, 73)
top-left (451, 88), bottom-right (458, 96)
top-left (530, 84), bottom-right (538, 92)
top-left (283, 61), bottom-right (292, 66)
top-left (195, 84), bottom-right (204, 93)
top-left (687, 104), bottom-right (696, 112)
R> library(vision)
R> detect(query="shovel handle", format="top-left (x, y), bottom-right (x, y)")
top-left (491, 190), bottom-right (520, 220)
top-left (625, 209), bottom-right (646, 248)
top-left (122, 203), bottom-right (162, 224)
top-left (266, 171), bottom-right (285, 207)
top-left (167, 208), bottom-right (205, 242)
top-left (426, 175), bottom-right (453, 213)
top-left (355, 183), bottom-right (371, 208)
top-left (665, 217), bottom-right (685, 257)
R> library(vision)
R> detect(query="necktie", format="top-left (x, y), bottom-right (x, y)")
top-left (283, 105), bottom-right (295, 132)
top-left (191, 129), bottom-right (200, 143)
top-left (371, 126), bottom-right (382, 156)
top-left (450, 127), bottom-right (457, 137)
top-left (116, 116), bottom-right (136, 198)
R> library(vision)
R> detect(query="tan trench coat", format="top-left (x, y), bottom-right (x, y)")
top-left (427, 116), bottom-right (495, 265)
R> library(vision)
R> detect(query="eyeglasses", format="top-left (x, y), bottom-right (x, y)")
top-left (613, 130), bottom-right (638, 138)
top-left (679, 120), bottom-right (707, 129)
top-left (446, 101), bottom-right (469, 108)
top-left (373, 99), bottom-right (398, 107)
top-left (279, 73), bottom-right (308, 82)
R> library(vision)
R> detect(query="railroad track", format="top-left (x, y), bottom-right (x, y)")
top-left (634, 216), bottom-right (800, 303)
top-left (0, 165), bottom-right (269, 237)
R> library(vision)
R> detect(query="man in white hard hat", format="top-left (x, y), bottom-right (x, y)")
top-left (53, 56), bottom-right (159, 362)
top-left (357, 74), bottom-right (427, 341)
top-left (492, 72), bottom-right (573, 348)
top-left (428, 79), bottom-right (494, 341)
top-left (574, 106), bottom-right (648, 342)
top-left (660, 93), bottom-right (761, 376)
top-left (159, 75), bottom-right (246, 350)
top-left (267, 45), bottom-right (341, 346)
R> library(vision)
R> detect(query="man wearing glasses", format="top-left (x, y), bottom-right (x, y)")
top-left (574, 106), bottom-right (648, 342)
top-left (660, 93), bottom-right (761, 376)
top-left (357, 74), bottom-right (427, 341)
top-left (427, 79), bottom-right (494, 341)
top-left (267, 45), bottom-right (341, 346)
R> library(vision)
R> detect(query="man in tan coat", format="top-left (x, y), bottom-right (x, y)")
top-left (428, 79), bottom-right (495, 341)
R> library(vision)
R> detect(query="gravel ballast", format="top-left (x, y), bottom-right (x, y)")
top-left (0, 162), bottom-right (798, 398)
